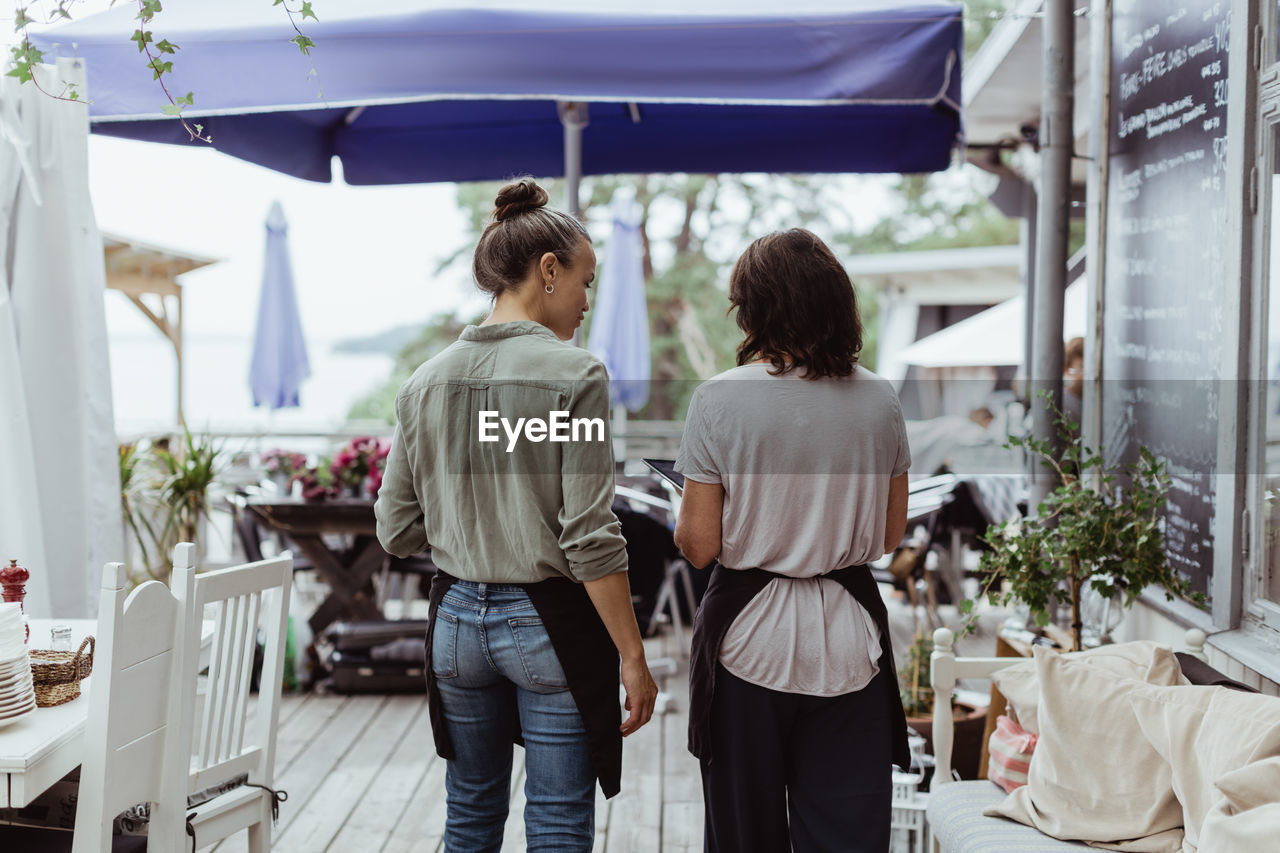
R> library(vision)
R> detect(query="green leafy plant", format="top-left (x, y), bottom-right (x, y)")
top-left (969, 398), bottom-right (1204, 651)
top-left (152, 426), bottom-right (222, 546)
top-left (900, 632), bottom-right (936, 717)
top-left (118, 428), bottom-right (223, 584)
top-left (118, 441), bottom-right (155, 577)
top-left (9, 1), bottom-right (320, 141)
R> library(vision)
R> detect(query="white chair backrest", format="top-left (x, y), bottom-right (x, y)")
top-left (170, 544), bottom-right (293, 796)
top-left (73, 562), bottom-right (185, 853)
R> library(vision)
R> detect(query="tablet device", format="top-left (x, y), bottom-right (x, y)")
top-left (642, 458), bottom-right (685, 490)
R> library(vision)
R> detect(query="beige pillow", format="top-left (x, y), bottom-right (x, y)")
top-left (1127, 685), bottom-right (1280, 851)
top-left (1198, 756), bottom-right (1280, 853)
top-left (984, 644), bottom-right (1186, 852)
top-left (991, 641), bottom-right (1187, 736)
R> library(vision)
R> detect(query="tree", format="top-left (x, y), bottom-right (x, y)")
top-left (346, 309), bottom-right (483, 422)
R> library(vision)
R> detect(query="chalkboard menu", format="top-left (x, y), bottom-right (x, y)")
top-left (1103, 0), bottom-right (1231, 600)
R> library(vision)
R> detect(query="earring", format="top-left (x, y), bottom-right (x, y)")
top-left (544, 283), bottom-right (555, 294)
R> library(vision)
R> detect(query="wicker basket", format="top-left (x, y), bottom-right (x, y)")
top-left (29, 636), bottom-right (94, 707)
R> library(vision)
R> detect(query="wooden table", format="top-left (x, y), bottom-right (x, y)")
top-left (247, 499), bottom-right (388, 635)
top-left (0, 618), bottom-right (215, 809)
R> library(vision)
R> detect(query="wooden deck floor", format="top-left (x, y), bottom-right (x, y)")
top-left (208, 627), bottom-right (699, 853)
top-left (208, 589), bottom-right (995, 853)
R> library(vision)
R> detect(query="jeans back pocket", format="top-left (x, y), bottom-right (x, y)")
top-left (508, 616), bottom-right (569, 690)
top-left (431, 610), bottom-right (460, 679)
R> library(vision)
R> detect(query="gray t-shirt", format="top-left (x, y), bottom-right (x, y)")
top-left (676, 363), bottom-right (910, 695)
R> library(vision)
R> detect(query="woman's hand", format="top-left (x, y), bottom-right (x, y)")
top-left (619, 654), bottom-right (658, 736)
top-left (584, 571), bottom-right (660, 734)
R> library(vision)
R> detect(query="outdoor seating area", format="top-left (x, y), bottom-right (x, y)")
top-left (0, 525), bottom-right (1007, 852)
top-left (7, 0), bottom-right (1280, 851)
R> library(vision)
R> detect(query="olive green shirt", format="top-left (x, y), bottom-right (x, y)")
top-left (374, 321), bottom-right (628, 584)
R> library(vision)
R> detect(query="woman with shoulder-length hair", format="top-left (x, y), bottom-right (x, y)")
top-left (674, 228), bottom-right (912, 853)
top-left (375, 178), bottom-right (658, 852)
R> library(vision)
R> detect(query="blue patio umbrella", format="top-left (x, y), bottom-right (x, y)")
top-left (33, 2), bottom-right (963, 185)
top-left (589, 188), bottom-right (650, 411)
top-left (249, 201), bottom-right (311, 409)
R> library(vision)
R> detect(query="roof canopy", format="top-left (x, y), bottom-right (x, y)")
top-left (33, 0), bottom-right (963, 184)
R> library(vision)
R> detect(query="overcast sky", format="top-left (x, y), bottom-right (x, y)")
top-left (91, 134), bottom-right (481, 343)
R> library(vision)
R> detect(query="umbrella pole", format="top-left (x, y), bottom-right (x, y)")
top-left (558, 102), bottom-right (589, 218)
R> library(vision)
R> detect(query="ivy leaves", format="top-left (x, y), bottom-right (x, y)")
top-left (8, 0), bottom-right (322, 137)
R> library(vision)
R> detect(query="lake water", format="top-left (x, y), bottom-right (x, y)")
top-left (110, 333), bottom-right (396, 437)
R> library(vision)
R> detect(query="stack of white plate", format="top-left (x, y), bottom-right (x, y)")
top-left (0, 602), bottom-right (36, 727)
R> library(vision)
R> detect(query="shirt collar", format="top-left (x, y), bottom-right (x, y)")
top-left (459, 321), bottom-right (559, 343)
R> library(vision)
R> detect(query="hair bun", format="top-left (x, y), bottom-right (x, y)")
top-left (493, 178), bottom-right (549, 222)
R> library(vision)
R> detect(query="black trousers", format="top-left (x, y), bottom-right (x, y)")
top-left (701, 665), bottom-right (893, 853)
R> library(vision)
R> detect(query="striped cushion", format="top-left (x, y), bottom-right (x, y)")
top-left (927, 781), bottom-right (1092, 852)
top-left (988, 714), bottom-right (1038, 792)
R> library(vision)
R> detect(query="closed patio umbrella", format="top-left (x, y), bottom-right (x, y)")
top-left (249, 201), bottom-right (310, 409)
top-left (589, 187), bottom-right (650, 412)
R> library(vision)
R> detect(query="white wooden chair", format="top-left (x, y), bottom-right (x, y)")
top-left (73, 561), bottom-right (185, 853)
top-left (926, 626), bottom-right (1211, 853)
top-left (162, 543), bottom-right (293, 853)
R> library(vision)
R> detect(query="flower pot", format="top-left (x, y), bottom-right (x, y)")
top-left (905, 702), bottom-right (988, 783)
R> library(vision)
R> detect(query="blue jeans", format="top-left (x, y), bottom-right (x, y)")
top-left (432, 581), bottom-right (595, 853)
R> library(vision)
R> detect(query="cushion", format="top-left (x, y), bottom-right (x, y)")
top-left (984, 644), bottom-right (1186, 852)
top-left (992, 641), bottom-right (1186, 735)
top-left (1198, 756), bottom-right (1280, 853)
top-left (1127, 684), bottom-right (1280, 851)
top-left (988, 714), bottom-right (1037, 792)
top-left (928, 780), bottom-right (1092, 852)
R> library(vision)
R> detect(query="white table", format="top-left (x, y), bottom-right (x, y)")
top-left (0, 619), bottom-right (97, 808)
top-left (0, 618), bottom-right (215, 808)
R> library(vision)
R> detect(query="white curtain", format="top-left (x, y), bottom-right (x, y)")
top-left (0, 59), bottom-right (121, 618)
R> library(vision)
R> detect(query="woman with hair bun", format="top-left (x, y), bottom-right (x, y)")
top-left (675, 228), bottom-right (912, 852)
top-left (375, 177), bottom-right (658, 852)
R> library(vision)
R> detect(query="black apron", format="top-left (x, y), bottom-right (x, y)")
top-left (687, 562), bottom-right (911, 771)
top-left (423, 570), bottom-right (624, 798)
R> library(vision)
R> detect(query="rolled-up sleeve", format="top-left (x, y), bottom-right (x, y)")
top-left (374, 394), bottom-right (430, 558)
top-left (557, 361), bottom-right (628, 582)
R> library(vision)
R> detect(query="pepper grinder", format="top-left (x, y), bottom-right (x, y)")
top-left (0, 558), bottom-right (30, 641)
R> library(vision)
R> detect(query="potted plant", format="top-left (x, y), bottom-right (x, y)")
top-left (260, 448), bottom-right (308, 494)
top-left (899, 632), bottom-right (987, 781)
top-left (971, 401), bottom-right (1204, 651)
top-left (118, 428), bottom-right (223, 584)
top-left (329, 436), bottom-right (391, 498)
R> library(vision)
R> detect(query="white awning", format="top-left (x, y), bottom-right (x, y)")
top-left (898, 279), bottom-right (1087, 368)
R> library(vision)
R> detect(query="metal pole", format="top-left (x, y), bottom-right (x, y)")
top-left (1029, 0), bottom-right (1074, 509)
top-left (1021, 180), bottom-right (1038, 400)
top-left (558, 101), bottom-right (589, 219)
